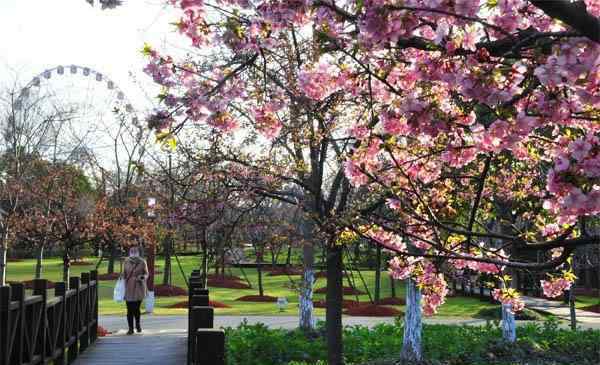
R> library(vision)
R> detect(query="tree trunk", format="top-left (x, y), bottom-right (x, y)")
top-left (63, 250), bottom-right (71, 289)
top-left (0, 239), bottom-right (7, 286)
top-left (501, 303), bottom-right (516, 342)
top-left (286, 245), bottom-right (292, 266)
top-left (374, 243), bottom-right (382, 304)
top-left (390, 277), bottom-right (396, 298)
top-left (258, 264), bottom-right (264, 297)
top-left (299, 242), bottom-right (316, 331)
top-left (326, 244), bottom-right (344, 365)
top-left (107, 242), bottom-right (118, 274)
top-left (35, 245), bottom-right (44, 279)
top-left (201, 241), bottom-right (208, 289)
top-left (569, 288), bottom-right (577, 330)
top-left (401, 278), bottom-right (423, 362)
top-left (163, 235), bottom-right (172, 286)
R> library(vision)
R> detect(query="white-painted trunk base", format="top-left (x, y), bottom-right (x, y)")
top-left (299, 267), bottom-right (316, 330)
top-left (401, 278), bottom-right (423, 362)
top-left (501, 304), bottom-right (516, 342)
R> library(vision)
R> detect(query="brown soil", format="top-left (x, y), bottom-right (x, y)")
top-left (314, 271), bottom-right (327, 279)
top-left (166, 300), bottom-right (231, 309)
top-left (207, 278), bottom-right (251, 289)
top-left (70, 261), bottom-right (94, 266)
top-left (267, 267), bottom-right (303, 276)
top-left (154, 284), bottom-right (188, 297)
top-left (581, 304), bottom-right (600, 314)
top-left (97, 273), bottom-right (120, 281)
top-left (314, 286), bottom-right (365, 295)
top-left (344, 304), bottom-right (403, 317)
top-left (6, 258), bottom-right (23, 262)
top-left (206, 274), bottom-right (243, 281)
top-left (9, 280), bottom-right (56, 289)
top-left (313, 299), bottom-right (361, 309)
top-left (377, 297), bottom-right (405, 305)
top-left (235, 295), bottom-right (279, 302)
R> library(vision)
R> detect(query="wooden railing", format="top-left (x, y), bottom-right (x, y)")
top-left (0, 271), bottom-right (99, 365)
top-left (187, 270), bottom-right (225, 365)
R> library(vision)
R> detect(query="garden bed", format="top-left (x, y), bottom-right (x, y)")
top-left (70, 260), bottom-right (94, 266)
top-left (235, 295), bottom-right (279, 302)
top-left (207, 273), bottom-right (243, 281)
top-left (267, 267), bottom-right (303, 276)
top-left (166, 300), bottom-right (231, 309)
top-left (313, 299), bottom-right (360, 309)
top-left (207, 278), bottom-right (251, 289)
top-left (377, 297), bottom-right (405, 305)
top-left (314, 286), bottom-right (365, 295)
top-left (581, 304), bottom-right (600, 313)
top-left (344, 304), bottom-right (403, 317)
top-left (154, 284), bottom-right (187, 297)
top-left (97, 272), bottom-right (120, 280)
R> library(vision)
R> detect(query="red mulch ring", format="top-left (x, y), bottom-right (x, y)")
top-left (166, 300), bottom-right (231, 309)
top-left (7, 258), bottom-right (23, 262)
top-left (267, 267), bottom-right (303, 276)
top-left (581, 304), bottom-right (600, 314)
top-left (314, 271), bottom-right (327, 279)
top-left (573, 288), bottom-right (600, 296)
top-left (97, 273), bottom-right (120, 281)
top-left (207, 278), bottom-right (251, 289)
top-left (207, 274), bottom-right (243, 281)
top-left (314, 299), bottom-right (361, 309)
top-left (235, 295), bottom-right (278, 302)
top-left (154, 284), bottom-right (188, 297)
top-left (344, 304), bottom-right (404, 317)
top-left (97, 325), bottom-right (111, 337)
top-left (9, 280), bottom-right (56, 289)
top-left (70, 261), bottom-right (94, 266)
top-left (377, 297), bottom-right (405, 305)
top-left (314, 286), bottom-right (365, 295)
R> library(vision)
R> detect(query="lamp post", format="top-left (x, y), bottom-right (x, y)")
top-left (146, 197), bottom-right (156, 314)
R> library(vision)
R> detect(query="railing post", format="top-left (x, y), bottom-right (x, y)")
top-left (80, 273), bottom-right (90, 352)
top-left (0, 286), bottom-right (12, 365)
top-left (189, 307), bottom-right (214, 364)
top-left (89, 271), bottom-right (98, 343)
top-left (68, 277), bottom-right (80, 363)
top-left (10, 284), bottom-right (24, 365)
top-left (55, 282), bottom-right (67, 365)
top-left (33, 279), bottom-right (48, 364)
top-left (194, 329), bottom-right (225, 365)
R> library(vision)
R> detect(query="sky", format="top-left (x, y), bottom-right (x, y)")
top-left (0, 0), bottom-right (182, 111)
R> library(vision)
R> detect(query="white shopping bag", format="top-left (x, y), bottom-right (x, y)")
top-left (113, 278), bottom-right (125, 302)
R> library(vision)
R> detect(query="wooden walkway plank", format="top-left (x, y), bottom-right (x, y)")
top-left (73, 330), bottom-right (187, 365)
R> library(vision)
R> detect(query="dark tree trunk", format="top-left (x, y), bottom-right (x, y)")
top-left (286, 245), bottom-right (292, 266)
top-left (162, 235), bottom-right (172, 286)
top-left (374, 243), bottom-right (382, 304)
top-left (326, 244), bottom-right (344, 365)
top-left (390, 277), bottom-right (396, 298)
top-left (63, 249), bottom-right (71, 289)
top-left (107, 242), bottom-right (118, 274)
top-left (35, 245), bottom-right (44, 279)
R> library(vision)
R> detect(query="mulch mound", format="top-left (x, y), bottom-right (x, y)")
top-left (97, 273), bottom-right (120, 281)
top-left (377, 297), bottom-right (405, 305)
top-left (207, 278), bottom-right (251, 289)
top-left (166, 300), bottom-right (231, 309)
top-left (314, 286), bottom-right (365, 295)
top-left (154, 284), bottom-right (188, 297)
top-left (573, 288), bottom-right (600, 296)
top-left (97, 325), bottom-right (111, 337)
top-left (314, 299), bottom-right (361, 309)
top-left (344, 304), bottom-right (403, 317)
top-left (267, 267), bottom-right (303, 276)
top-left (235, 295), bottom-right (278, 302)
top-left (70, 260), bottom-right (94, 266)
top-left (206, 274), bottom-right (243, 281)
top-left (581, 304), bottom-right (600, 314)
top-left (314, 271), bottom-right (327, 279)
top-left (7, 258), bottom-right (23, 262)
top-left (9, 280), bottom-right (56, 289)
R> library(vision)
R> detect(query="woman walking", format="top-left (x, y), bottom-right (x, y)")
top-left (123, 245), bottom-right (148, 335)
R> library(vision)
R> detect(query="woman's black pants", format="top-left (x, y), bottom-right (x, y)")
top-left (126, 301), bottom-right (142, 330)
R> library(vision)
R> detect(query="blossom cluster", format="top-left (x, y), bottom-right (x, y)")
top-left (492, 288), bottom-right (525, 313)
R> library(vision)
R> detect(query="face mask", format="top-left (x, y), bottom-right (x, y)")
top-left (129, 248), bottom-right (140, 257)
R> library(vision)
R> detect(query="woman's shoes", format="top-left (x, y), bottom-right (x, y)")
top-left (127, 329), bottom-right (134, 335)
top-left (136, 324), bottom-right (142, 333)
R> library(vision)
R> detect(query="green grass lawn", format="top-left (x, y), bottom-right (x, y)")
top-left (6, 256), bottom-right (580, 318)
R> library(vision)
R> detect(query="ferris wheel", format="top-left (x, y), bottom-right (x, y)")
top-left (12, 64), bottom-right (145, 173)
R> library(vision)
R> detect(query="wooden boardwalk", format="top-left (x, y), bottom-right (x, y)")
top-left (73, 329), bottom-right (187, 365)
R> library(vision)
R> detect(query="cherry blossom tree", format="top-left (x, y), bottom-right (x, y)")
top-left (144, 1), bottom-right (599, 363)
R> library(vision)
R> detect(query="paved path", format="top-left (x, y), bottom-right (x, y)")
top-left (521, 295), bottom-right (600, 326)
